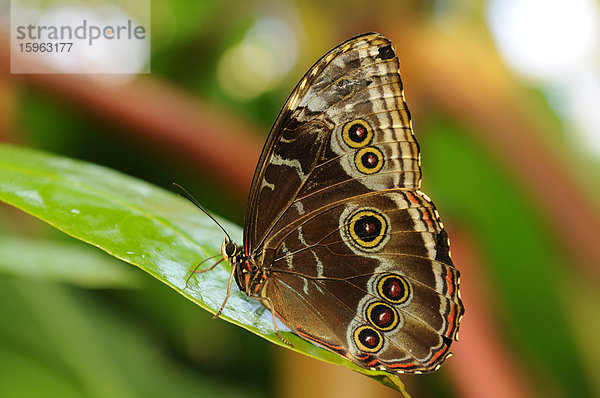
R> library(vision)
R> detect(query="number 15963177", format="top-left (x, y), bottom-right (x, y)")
top-left (18, 42), bottom-right (73, 52)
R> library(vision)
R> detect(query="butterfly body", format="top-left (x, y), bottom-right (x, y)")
top-left (220, 32), bottom-right (464, 374)
top-left (222, 241), bottom-right (265, 298)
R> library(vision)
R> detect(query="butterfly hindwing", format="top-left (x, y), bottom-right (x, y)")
top-left (264, 190), bottom-right (462, 372)
top-left (266, 274), bottom-right (453, 373)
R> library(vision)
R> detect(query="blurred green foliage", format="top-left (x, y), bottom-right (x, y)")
top-left (422, 116), bottom-right (593, 397)
top-left (2, 0), bottom-right (599, 397)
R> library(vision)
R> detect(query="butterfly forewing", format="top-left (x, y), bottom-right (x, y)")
top-left (240, 32), bottom-right (463, 374)
top-left (244, 33), bottom-right (421, 252)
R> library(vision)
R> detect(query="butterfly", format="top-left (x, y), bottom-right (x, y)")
top-left (204, 32), bottom-right (464, 375)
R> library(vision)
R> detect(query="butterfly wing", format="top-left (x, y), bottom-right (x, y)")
top-left (244, 32), bottom-right (463, 373)
top-left (264, 191), bottom-right (462, 373)
top-left (244, 32), bottom-right (420, 253)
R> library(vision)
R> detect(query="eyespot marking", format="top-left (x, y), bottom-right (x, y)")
top-left (377, 274), bottom-right (411, 305)
top-left (355, 146), bottom-right (384, 174)
top-left (354, 325), bottom-right (383, 353)
top-left (347, 209), bottom-right (388, 250)
top-left (342, 119), bottom-right (373, 148)
top-left (366, 301), bottom-right (399, 331)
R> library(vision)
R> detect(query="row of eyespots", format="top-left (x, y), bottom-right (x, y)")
top-left (342, 120), bottom-right (385, 175)
top-left (353, 274), bottom-right (411, 353)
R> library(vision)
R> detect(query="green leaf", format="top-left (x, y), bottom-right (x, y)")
top-left (0, 277), bottom-right (265, 398)
top-left (0, 236), bottom-right (141, 288)
top-left (0, 144), bottom-right (408, 395)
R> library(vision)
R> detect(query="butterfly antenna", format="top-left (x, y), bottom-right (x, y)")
top-left (173, 183), bottom-right (233, 242)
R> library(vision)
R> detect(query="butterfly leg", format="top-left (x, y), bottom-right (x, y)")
top-left (249, 296), bottom-right (293, 347)
top-left (213, 263), bottom-right (236, 320)
top-left (269, 307), bottom-right (293, 347)
top-left (184, 256), bottom-right (224, 289)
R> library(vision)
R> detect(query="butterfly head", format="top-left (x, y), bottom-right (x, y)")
top-left (221, 239), bottom-right (241, 262)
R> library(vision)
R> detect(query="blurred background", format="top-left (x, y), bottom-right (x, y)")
top-left (1, 0), bottom-right (600, 397)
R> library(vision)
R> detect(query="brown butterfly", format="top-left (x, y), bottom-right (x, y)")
top-left (205, 32), bottom-right (464, 374)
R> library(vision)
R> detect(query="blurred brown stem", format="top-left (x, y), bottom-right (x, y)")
top-left (447, 227), bottom-right (534, 398)
top-left (0, 34), bottom-right (263, 199)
